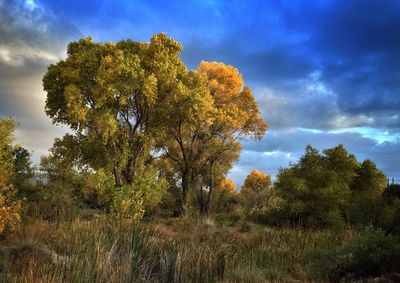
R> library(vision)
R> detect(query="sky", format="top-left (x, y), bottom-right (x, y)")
top-left (0, 0), bottom-right (399, 186)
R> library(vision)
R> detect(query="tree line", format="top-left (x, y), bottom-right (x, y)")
top-left (1, 33), bottom-right (399, 237)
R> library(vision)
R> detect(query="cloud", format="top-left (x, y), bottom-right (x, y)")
top-left (230, 128), bottom-right (400, 187)
top-left (179, 0), bottom-right (400, 133)
top-left (0, 0), bottom-right (80, 65)
top-left (0, 0), bottom-right (399, 186)
top-left (0, 0), bottom-right (79, 162)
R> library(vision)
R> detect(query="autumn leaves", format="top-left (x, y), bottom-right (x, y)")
top-left (42, 33), bottom-right (267, 217)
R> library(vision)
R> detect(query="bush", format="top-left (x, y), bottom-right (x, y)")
top-left (0, 118), bottom-right (21, 236)
top-left (24, 181), bottom-right (82, 222)
top-left (311, 228), bottom-right (400, 281)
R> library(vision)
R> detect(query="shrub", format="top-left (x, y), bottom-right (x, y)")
top-left (311, 228), bottom-right (400, 281)
top-left (0, 118), bottom-right (21, 236)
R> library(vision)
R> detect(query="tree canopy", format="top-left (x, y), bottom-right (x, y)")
top-left (273, 145), bottom-right (387, 227)
top-left (42, 33), bottom-right (267, 217)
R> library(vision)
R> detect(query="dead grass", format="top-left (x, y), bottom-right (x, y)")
top-left (0, 216), bottom-right (358, 282)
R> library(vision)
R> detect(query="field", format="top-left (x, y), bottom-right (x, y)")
top-left (1, 216), bottom-right (361, 283)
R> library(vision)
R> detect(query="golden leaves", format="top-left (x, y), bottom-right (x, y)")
top-left (64, 84), bottom-right (87, 128)
top-left (199, 61), bottom-right (268, 140)
top-left (219, 178), bottom-right (237, 194)
top-left (242, 169), bottom-right (271, 194)
top-left (0, 118), bottom-right (21, 236)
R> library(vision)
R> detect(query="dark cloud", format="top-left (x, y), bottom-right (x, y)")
top-left (180, 0), bottom-right (400, 131)
top-left (294, 0), bottom-right (400, 118)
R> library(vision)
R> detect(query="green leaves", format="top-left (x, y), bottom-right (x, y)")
top-left (273, 145), bottom-right (387, 228)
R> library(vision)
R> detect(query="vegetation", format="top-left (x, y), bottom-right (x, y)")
top-left (0, 119), bottom-right (21, 236)
top-left (1, 33), bottom-right (399, 282)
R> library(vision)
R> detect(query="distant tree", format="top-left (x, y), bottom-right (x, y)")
top-left (240, 169), bottom-right (272, 221)
top-left (27, 154), bottom-right (83, 222)
top-left (0, 118), bottom-right (21, 235)
top-left (211, 178), bottom-right (238, 214)
top-left (351, 160), bottom-right (387, 198)
top-left (273, 145), bottom-right (388, 228)
top-left (348, 159), bottom-right (387, 226)
top-left (383, 183), bottom-right (400, 204)
top-left (12, 146), bottom-right (35, 197)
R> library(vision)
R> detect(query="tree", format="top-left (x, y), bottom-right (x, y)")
top-left (0, 118), bottom-right (21, 235)
top-left (210, 178), bottom-right (238, 214)
top-left (273, 145), bottom-right (387, 228)
top-left (240, 169), bottom-right (272, 221)
top-left (348, 159), bottom-right (387, 225)
top-left (161, 61), bottom-right (268, 215)
top-left (43, 33), bottom-right (186, 185)
top-left (42, 33), bottom-right (199, 218)
top-left (12, 145), bottom-right (35, 198)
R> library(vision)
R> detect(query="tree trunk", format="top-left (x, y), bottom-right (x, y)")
top-left (204, 159), bottom-right (216, 217)
top-left (180, 170), bottom-right (191, 216)
top-left (113, 164), bottom-right (122, 188)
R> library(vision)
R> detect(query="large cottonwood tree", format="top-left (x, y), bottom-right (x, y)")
top-left (43, 34), bottom-right (267, 217)
top-left (43, 34), bottom-right (212, 217)
top-left (160, 61), bottom-right (268, 215)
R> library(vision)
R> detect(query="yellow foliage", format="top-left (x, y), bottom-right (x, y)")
top-left (199, 61), bottom-right (244, 104)
top-left (242, 169), bottom-right (271, 194)
top-left (219, 178), bottom-right (237, 194)
top-left (199, 61), bottom-right (268, 140)
top-left (0, 187), bottom-right (21, 235)
top-left (0, 118), bottom-right (21, 236)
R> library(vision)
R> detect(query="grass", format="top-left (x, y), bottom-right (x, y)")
top-left (0, 216), bottom-right (360, 282)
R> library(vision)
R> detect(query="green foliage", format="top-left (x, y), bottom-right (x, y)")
top-left (150, 186), bottom-right (182, 218)
top-left (82, 169), bottom-right (115, 208)
top-left (311, 228), bottom-right (400, 281)
top-left (383, 183), bottom-right (400, 203)
top-left (110, 166), bottom-right (167, 220)
top-left (273, 145), bottom-right (386, 228)
top-left (347, 160), bottom-right (387, 226)
top-left (377, 198), bottom-right (400, 236)
top-left (12, 146), bottom-right (35, 198)
top-left (23, 154), bottom-right (83, 222)
top-left (27, 182), bottom-right (81, 223)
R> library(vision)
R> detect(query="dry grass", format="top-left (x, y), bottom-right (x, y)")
top-left (0, 216), bottom-right (358, 282)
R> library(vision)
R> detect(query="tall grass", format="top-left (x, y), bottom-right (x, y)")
top-left (1, 218), bottom-right (357, 282)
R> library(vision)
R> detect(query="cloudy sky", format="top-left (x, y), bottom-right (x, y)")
top-left (1, 0), bottom-right (399, 186)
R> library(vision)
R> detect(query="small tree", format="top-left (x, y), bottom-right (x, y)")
top-left (348, 160), bottom-right (387, 226)
top-left (211, 178), bottom-right (238, 214)
top-left (240, 169), bottom-right (271, 222)
top-left (274, 145), bottom-right (387, 228)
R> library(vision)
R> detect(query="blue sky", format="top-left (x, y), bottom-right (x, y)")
top-left (0, 0), bottom-right (399, 186)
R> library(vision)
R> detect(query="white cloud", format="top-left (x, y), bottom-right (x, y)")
top-left (0, 44), bottom-right (59, 66)
top-left (25, 0), bottom-right (37, 11)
